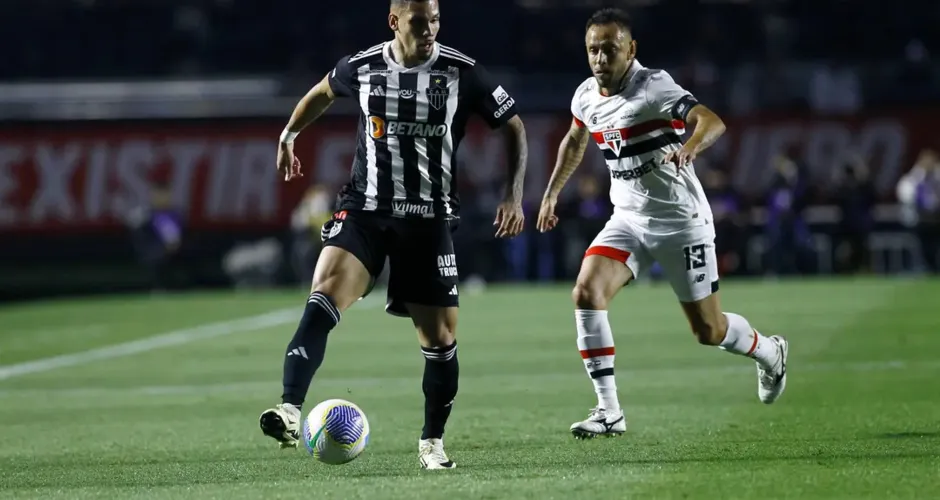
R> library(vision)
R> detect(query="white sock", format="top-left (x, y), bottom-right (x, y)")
top-left (720, 312), bottom-right (780, 370)
top-left (575, 309), bottom-right (620, 412)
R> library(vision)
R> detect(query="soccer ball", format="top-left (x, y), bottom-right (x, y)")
top-left (301, 399), bottom-right (370, 464)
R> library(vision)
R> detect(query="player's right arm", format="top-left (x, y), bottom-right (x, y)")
top-left (277, 56), bottom-right (357, 181)
top-left (537, 117), bottom-right (590, 232)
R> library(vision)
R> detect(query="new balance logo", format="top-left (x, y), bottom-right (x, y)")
top-left (287, 347), bottom-right (309, 360)
top-left (449, 285), bottom-right (458, 296)
top-left (371, 86), bottom-right (386, 97)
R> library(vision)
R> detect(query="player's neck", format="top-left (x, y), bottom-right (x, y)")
top-left (598, 77), bottom-right (624, 97)
top-left (390, 39), bottom-right (428, 68)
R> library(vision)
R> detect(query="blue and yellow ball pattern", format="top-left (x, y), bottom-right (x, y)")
top-left (302, 399), bottom-right (370, 464)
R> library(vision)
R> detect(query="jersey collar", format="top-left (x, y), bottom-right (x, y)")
top-left (618, 59), bottom-right (645, 92)
top-left (383, 41), bottom-right (440, 73)
top-left (597, 59), bottom-right (644, 97)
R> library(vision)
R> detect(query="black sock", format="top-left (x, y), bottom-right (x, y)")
top-left (420, 342), bottom-right (459, 440)
top-left (281, 292), bottom-right (340, 407)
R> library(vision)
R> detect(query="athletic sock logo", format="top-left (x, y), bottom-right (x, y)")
top-left (287, 347), bottom-right (309, 360)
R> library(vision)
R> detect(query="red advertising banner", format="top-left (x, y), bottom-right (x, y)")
top-left (0, 110), bottom-right (934, 233)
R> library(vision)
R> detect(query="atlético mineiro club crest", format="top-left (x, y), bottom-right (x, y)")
top-left (603, 130), bottom-right (623, 156)
top-left (426, 76), bottom-right (449, 110)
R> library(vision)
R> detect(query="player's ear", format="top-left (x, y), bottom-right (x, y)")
top-left (628, 39), bottom-right (637, 59)
top-left (388, 12), bottom-right (399, 32)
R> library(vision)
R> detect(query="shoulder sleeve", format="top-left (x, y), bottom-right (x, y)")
top-left (570, 84), bottom-right (586, 127)
top-left (463, 63), bottom-right (518, 129)
top-left (645, 70), bottom-right (699, 123)
top-left (327, 55), bottom-right (358, 98)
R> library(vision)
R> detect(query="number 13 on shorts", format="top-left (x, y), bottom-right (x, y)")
top-left (662, 236), bottom-right (719, 302)
top-left (683, 243), bottom-right (708, 271)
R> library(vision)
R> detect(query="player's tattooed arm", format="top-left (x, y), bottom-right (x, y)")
top-left (502, 115), bottom-right (528, 203)
top-left (663, 103), bottom-right (726, 169)
top-left (537, 118), bottom-right (589, 232)
top-left (277, 74), bottom-right (337, 181)
top-left (494, 115), bottom-right (527, 238)
top-left (545, 119), bottom-right (590, 200)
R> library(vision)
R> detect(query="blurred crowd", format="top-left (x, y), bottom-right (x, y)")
top-left (3, 1), bottom-right (934, 76)
top-left (278, 148), bottom-right (940, 288)
top-left (7, 0), bottom-right (935, 290)
top-left (2, 1), bottom-right (938, 113)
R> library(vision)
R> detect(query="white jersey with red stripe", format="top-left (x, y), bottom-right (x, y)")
top-left (571, 60), bottom-right (712, 233)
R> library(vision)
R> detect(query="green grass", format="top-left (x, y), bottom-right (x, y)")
top-left (1, 278), bottom-right (938, 499)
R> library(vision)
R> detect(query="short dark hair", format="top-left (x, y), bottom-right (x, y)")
top-left (391, 0), bottom-right (428, 7)
top-left (585, 8), bottom-right (632, 33)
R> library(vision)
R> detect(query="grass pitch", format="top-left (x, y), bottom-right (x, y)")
top-left (1, 278), bottom-right (938, 499)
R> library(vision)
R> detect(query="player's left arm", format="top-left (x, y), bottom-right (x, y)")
top-left (648, 72), bottom-right (726, 169)
top-left (467, 64), bottom-right (527, 238)
top-left (670, 104), bottom-right (726, 168)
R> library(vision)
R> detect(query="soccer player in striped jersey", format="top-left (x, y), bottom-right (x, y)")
top-left (536, 8), bottom-right (789, 439)
top-left (260, 0), bottom-right (527, 469)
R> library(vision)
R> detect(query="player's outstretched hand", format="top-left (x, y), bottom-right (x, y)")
top-left (662, 144), bottom-right (697, 171)
top-left (494, 200), bottom-right (525, 238)
top-left (277, 142), bottom-right (304, 182)
top-left (536, 197), bottom-right (559, 233)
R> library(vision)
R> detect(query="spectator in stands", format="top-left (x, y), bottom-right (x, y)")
top-left (897, 149), bottom-right (940, 273)
top-left (833, 155), bottom-right (876, 274)
top-left (701, 164), bottom-right (744, 276)
top-left (128, 181), bottom-right (184, 291)
top-left (765, 153), bottom-right (812, 275)
top-left (558, 175), bottom-right (611, 279)
top-left (289, 184), bottom-right (335, 283)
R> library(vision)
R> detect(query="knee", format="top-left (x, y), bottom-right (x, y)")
top-left (311, 278), bottom-right (353, 312)
top-left (572, 281), bottom-right (608, 310)
top-left (418, 329), bottom-right (457, 348)
top-left (309, 248), bottom-right (372, 311)
top-left (690, 314), bottom-right (728, 346)
top-left (419, 324), bottom-right (456, 348)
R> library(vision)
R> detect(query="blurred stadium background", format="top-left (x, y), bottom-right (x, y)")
top-left (1, 0), bottom-right (938, 300)
top-left (1, 2), bottom-right (939, 498)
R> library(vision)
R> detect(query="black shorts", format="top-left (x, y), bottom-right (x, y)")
top-left (322, 210), bottom-right (459, 317)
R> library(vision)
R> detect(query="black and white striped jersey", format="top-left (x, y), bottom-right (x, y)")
top-left (327, 41), bottom-right (518, 219)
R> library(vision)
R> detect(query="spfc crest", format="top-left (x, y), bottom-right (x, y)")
top-left (426, 76), bottom-right (449, 110)
top-left (603, 130), bottom-right (623, 156)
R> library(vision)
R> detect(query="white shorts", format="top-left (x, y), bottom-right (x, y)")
top-left (585, 216), bottom-right (719, 302)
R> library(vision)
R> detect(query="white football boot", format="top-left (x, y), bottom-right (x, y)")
top-left (418, 438), bottom-right (456, 469)
top-left (259, 403), bottom-right (301, 448)
top-left (570, 407), bottom-right (626, 439)
top-left (757, 335), bottom-right (789, 404)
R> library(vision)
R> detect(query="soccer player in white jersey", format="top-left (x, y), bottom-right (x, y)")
top-left (536, 8), bottom-right (789, 439)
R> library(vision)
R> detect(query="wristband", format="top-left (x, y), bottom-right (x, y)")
top-left (280, 128), bottom-right (299, 144)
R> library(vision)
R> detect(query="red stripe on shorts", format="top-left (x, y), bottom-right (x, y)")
top-left (584, 246), bottom-right (631, 264)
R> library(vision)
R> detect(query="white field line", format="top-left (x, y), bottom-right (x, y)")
top-left (0, 308), bottom-right (299, 381)
top-left (0, 296), bottom-right (385, 381)
top-left (1, 359), bottom-right (937, 398)
top-left (8, 324), bottom-right (110, 338)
